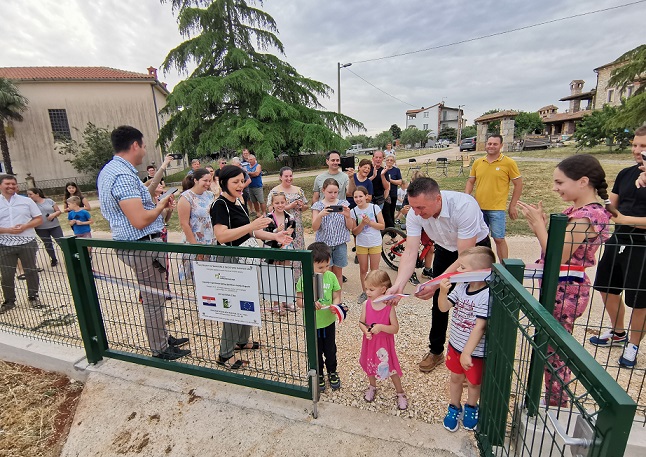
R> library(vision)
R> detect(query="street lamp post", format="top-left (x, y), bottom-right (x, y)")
top-left (337, 62), bottom-right (352, 114)
top-left (457, 104), bottom-right (465, 144)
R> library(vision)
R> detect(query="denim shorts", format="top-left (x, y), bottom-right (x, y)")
top-left (481, 210), bottom-right (506, 239)
top-left (330, 243), bottom-right (348, 268)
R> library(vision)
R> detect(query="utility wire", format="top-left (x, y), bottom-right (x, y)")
top-left (345, 68), bottom-right (417, 107)
top-left (352, 0), bottom-right (645, 64)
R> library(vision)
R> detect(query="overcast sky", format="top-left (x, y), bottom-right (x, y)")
top-left (1, 0), bottom-right (644, 136)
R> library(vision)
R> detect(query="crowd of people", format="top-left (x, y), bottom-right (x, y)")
top-left (1, 125), bottom-right (645, 432)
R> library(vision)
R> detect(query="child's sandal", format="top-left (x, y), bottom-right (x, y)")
top-left (397, 393), bottom-right (408, 410)
top-left (364, 385), bottom-right (377, 402)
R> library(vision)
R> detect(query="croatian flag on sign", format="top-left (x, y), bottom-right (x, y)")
top-left (202, 296), bottom-right (217, 307)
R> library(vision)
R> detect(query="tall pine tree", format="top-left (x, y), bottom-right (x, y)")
top-left (159, 0), bottom-right (363, 159)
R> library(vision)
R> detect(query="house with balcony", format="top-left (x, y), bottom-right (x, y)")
top-left (405, 103), bottom-right (464, 138)
top-left (0, 66), bottom-right (170, 183)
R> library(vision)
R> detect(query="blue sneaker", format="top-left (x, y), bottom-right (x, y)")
top-left (443, 404), bottom-right (462, 432)
top-left (619, 343), bottom-right (638, 368)
top-left (589, 330), bottom-right (627, 347)
top-left (463, 404), bottom-right (480, 430)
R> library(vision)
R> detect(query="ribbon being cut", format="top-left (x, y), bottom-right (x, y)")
top-left (415, 263), bottom-right (585, 294)
top-left (322, 303), bottom-right (348, 324)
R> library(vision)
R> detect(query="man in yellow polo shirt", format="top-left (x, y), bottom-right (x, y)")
top-left (464, 134), bottom-right (522, 259)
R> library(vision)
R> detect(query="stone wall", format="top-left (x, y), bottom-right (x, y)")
top-left (501, 118), bottom-right (515, 152)
top-left (476, 123), bottom-right (488, 151)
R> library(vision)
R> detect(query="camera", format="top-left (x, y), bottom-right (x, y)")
top-left (170, 153), bottom-right (183, 160)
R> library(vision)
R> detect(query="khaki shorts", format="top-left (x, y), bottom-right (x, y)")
top-left (356, 245), bottom-right (381, 255)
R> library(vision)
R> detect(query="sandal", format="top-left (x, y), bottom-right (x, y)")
top-left (216, 355), bottom-right (249, 370)
top-left (364, 385), bottom-right (377, 402)
top-left (397, 392), bottom-right (408, 410)
top-left (235, 341), bottom-right (260, 350)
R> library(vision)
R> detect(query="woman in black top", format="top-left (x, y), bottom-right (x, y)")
top-left (210, 165), bottom-right (292, 369)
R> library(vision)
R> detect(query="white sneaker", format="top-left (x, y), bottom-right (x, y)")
top-left (619, 343), bottom-right (638, 368)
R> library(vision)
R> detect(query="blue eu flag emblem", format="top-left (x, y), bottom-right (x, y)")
top-left (240, 300), bottom-right (255, 312)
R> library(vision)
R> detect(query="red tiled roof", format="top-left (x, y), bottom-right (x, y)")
top-left (0, 66), bottom-right (155, 82)
top-left (542, 110), bottom-right (590, 123)
top-left (474, 110), bottom-right (519, 123)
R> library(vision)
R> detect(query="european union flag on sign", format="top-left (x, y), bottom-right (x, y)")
top-left (240, 300), bottom-right (255, 312)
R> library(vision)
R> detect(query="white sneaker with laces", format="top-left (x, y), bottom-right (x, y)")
top-left (619, 343), bottom-right (638, 368)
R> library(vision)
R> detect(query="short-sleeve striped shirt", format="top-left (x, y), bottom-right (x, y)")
top-left (97, 155), bottom-right (164, 241)
top-left (447, 282), bottom-right (490, 358)
top-left (311, 199), bottom-right (351, 246)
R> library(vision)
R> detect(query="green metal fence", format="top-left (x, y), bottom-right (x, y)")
top-left (57, 236), bottom-right (321, 414)
top-left (0, 236), bottom-right (82, 346)
top-left (478, 258), bottom-right (636, 456)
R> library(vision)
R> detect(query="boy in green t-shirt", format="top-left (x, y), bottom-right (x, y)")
top-left (296, 242), bottom-right (342, 392)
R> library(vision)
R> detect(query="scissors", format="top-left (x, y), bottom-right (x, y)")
top-left (359, 320), bottom-right (375, 332)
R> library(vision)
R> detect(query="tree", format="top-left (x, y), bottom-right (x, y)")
top-left (514, 112), bottom-right (544, 137)
top-left (461, 125), bottom-right (477, 139)
top-left (438, 126), bottom-right (457, 142)
top-left (573, 106), bottom-right (631, 150)
top-left (389, 124), bottom-right (401, 140)
top-left (57, 123), bottom-right (114, 179)
top-left (345, 134), bottom-right (372, 147)
top-left (399, 127), bottom-right (428, 147)
top-left (607, 44), bottom-right (646, 129)
top-left (158, 0), bottom-right (363, 159)
top-left (371, 130), bottom-right (394, 149)
top-left (0, 78), bottom-right (28, 175)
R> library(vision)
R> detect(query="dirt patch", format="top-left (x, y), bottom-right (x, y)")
top-left (0, 360), bottom-right (83, 457)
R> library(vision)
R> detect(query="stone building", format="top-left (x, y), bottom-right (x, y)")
top-left (0, 66), bottom-right (171, 183)
top-left (593, 60), bottom-right (641, 109)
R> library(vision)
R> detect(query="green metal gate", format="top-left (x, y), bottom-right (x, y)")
top-left (478, 258), bottom-right (636, 456)
top-left (58, 236), bottom-right (321, 415)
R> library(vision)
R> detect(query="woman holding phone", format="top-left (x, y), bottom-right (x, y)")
top-left (311, 178), bottom-right (356, 287)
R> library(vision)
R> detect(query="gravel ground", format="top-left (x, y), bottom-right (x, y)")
top-left (319, 234), bottom-right (543, 422)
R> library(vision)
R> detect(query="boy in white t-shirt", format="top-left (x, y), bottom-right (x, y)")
top-left (437, 246), bottom-right (495, 432)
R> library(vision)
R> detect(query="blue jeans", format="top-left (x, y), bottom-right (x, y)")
top-left (481, 210), bottom-right (506, 239)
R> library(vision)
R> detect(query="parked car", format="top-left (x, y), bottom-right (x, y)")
top-left (459, 137), bottom-right (476, 151)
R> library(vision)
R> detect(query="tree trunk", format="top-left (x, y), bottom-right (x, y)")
top-left (0, 121), bottom-right (14, 175)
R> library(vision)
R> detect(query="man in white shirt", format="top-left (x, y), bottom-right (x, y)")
top-left (0, 174), bottom-right (44, 313)
top-left (384, 142), bottom-right (396, 157)
top-left (386, 177), bottom-right (491, 373)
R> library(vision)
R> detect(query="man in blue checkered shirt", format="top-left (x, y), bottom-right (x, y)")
top-left (98, 126), bottom-right (190, 361)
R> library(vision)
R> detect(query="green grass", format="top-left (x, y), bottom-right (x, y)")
top-left (508, 144), bottom-right (632, 161)
top-left (84, 158), bottom-right (630, 237)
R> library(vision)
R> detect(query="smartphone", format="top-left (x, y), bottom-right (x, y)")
top-left (159, 187), bottom-right (178, 200)
top-left (328, 205), bottom-right (344, 212)
top-left (170, 153), bottom-right (183, 160)
top-left (642, 151), bottom-right (646, 163)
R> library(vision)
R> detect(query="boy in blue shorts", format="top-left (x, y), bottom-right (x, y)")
top-left (296, 242), bottom-right (342, 391)
top-left (67, 196), bottom-right (93, 238)
top-left (438, 246), bottom-right (495, 432)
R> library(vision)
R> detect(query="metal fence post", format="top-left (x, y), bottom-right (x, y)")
top-left (300, 252), bottom-right (319, 414)
top-left (58, 236), bottom-right (104, 364)
top-left (525, 213), bottom-right (568, 417)
top-left (480, 260), bottom-right (525, 448)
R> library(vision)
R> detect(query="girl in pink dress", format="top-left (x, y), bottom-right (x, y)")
top-left (518, 154), bottom-right (612, 406)
top-left (359, 270), bottom-right (407, 410)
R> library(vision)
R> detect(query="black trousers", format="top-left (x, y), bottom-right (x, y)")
top-left (383, 199), bottom-right (396, 228)
top-left (428, 237), bottom-right (491, 355)
top-left (317, 322), bottom-right (337, 374)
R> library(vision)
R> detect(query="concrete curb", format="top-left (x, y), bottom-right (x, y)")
top-left (0, 330), bottom-right (90, 382)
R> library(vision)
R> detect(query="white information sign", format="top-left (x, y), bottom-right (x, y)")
top-left (193, 261), bottom-right (262, 327)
